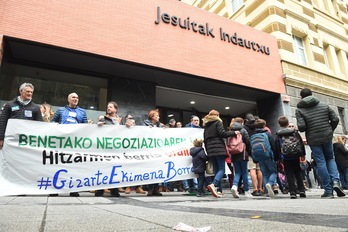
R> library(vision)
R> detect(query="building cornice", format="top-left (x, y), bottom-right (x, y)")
top-left (315, 24), bottom-right (348, 44)
top-left (283, 73), bottom-right (348, 100)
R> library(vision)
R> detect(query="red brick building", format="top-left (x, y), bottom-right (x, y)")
top-left (0, 0), bottom-right (284, 128)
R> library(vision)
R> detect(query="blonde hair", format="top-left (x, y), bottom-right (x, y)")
top-left (229, 117), bottom-right (244, 128)
top-left (41, 103), bottom-right (54, 122)
top-left (333, 135), bottom-right (345, 144)
top-left (193, 138), bottom-right (203, 147)
top-left (208, 109), bottom-right (219, 116)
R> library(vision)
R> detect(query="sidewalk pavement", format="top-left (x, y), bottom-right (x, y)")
top-left (0, 188), bottom-right (347, 232)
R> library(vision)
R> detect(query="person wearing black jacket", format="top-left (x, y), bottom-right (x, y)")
top-left (296, 88), bottom-right (345, 198)
top-left (203, 110), bottom-right (239, 198)
top-left (275, 116), bottom-right (306, 199)
top-left (190, 138), bottom-right (209, 197)
top-left (0, 83), bottom-right (42, 150)
top-left (333, 135), bottom-right (348, 190)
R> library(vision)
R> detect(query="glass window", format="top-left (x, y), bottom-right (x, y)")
top-left (293, 35), bottom-right (307, 66)
top-left (0, 63), bottom-right (107, 122)
top-left (231, 0), bottom-right (243, 14)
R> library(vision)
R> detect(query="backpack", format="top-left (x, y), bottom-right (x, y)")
top-left (250, 132), bottom-right (273, 162)
top-left (279, 131), bottom-right (303, 159)
top-left (227, 133), bottom-right (245, 155)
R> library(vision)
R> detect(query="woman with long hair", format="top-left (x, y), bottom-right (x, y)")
top-left (203, 110), bottom-right (239, 198)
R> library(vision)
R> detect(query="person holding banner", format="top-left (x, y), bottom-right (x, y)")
top-left (0, 83), bottom-right (42, 150)
top-left (51, 92), bottom-right (88, 197)
top-left (144, 109), bottom-right (163, 196)
top-left (94, 101), bottom-right (122, 197)
top-left (203, 110), bottom-right (240, 198)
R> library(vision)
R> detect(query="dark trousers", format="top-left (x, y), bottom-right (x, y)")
top-left (197, 172), bottom-right (205, 194)
top-left (284, 159), bottom-right (305, 194)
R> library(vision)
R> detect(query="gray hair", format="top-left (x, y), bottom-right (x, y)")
top-left (19, 83), bottom-right (34, 92)
top-left (68, 92), bottom-right (78, 99)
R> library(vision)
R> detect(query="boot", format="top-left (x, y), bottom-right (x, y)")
top-left (158, 186), bottom-right (163, 192)
top-left (147, 190), bottom-right (153, 196)
top-left (110, 188), bottom-right (120, 197)
top-left (177, 183), bottom-right (184, 192)
top-left (125, 187), bottom-right (131, 194)
top-left (95, 190), bottom-right (104, 197)
top-left (136, 186), bottom-right (146, 194)
top-left (153, 187), bottom-right (163, 196)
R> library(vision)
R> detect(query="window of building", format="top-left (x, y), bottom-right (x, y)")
top-left (231, 0), bottom-right (243, 14)
top-left (0, 63), bottom-right (107, 122)
top-left (293, 35), bottom-right (308, 66)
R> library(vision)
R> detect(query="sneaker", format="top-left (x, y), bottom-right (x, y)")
top-left (217, 191), bottom-right (225, 198)
top-left (245, 191), bottom-right (253, 198)
top-left (299, 192), bottom-right (306, 198)
top-left (290, 192), bottom-right (297, 199)
top-left (266, 183), bottom-right (275, 198)
top-left (231, 185), bottom-right (239, 198)
top-left (273, 184), bottom-right (279, 194)
top-left (196, 192), bottom-right (205, 197)
top-left (333, 181), bottom-right (346, 197)
top-left (321, 191), bottom-right (334, 198)
top-left (207, 184), bottom-right (218, 198)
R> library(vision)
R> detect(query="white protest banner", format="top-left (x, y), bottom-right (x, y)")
top-left (0, 119), bottom-right (203, 196)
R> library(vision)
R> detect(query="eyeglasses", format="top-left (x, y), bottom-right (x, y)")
top-left (127, 117), bottom-right (133, 120)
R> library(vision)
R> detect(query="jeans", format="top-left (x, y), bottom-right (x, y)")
top-left (259, 159), bottom-right (277, 188)
top-left (210, 155), bottom-right (226, 189)
top-left (310, 141), bottom-right (340, 193)
top-left (232, 160), bottom-right (249, 191)
top-left (339, 168), bottom-right (348, 188)
top-left (182, 178), bottom-right (198, 191)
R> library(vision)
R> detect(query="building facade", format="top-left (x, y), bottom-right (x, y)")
top-left (0, 0), bottom-right (286, 130)
top-left (181, 0), bottom-right (348, 134)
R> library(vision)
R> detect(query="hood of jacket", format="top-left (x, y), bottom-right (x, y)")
top-left (231, 122), bottom-right (243, 131)
top-left (297, 96), bottom-right (320, 108)
top-left (190, 147), bottom-right (204, 157)
top-left (202, 115), bottom-right (221, 127)
top-left (254, 128), bottom-right (268, 134)
top-left (276, 127), bottom-right (296, 136)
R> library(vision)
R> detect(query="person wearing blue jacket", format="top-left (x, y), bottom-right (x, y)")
top-left (51, 92), bottom-right (88, 197)
top-left (51, 92), bottom-right (88, 124)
